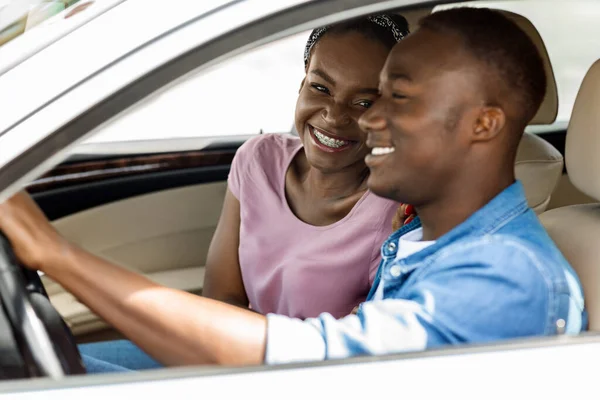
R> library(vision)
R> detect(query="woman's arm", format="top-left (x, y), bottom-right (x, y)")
top-left (0, 192), bottom-right (267, 366)
top-left (202, 189), bottom-right (251, 309)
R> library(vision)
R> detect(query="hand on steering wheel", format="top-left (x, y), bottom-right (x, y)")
top-left (0, 191), bottom-right (68, 274)
top-left (0, 192), bottom-right (85, 378)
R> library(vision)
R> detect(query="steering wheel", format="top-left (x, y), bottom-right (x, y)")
top-left (0, 233), bottom-right (85, 379)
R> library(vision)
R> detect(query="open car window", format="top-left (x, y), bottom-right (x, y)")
top-left (0, 0), bottom-right (126, 74)
top-left (82, 29), bottom-right (308, 146)
top-left (79, 0), bottom-right (600, 149)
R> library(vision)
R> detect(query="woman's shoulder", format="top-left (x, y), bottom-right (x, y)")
top-left (236, 133), bottom-right (302, 165)
top-left (359, 191), bottom-right (401, 225)
top-left (229, 133), bottom-right (302, 196)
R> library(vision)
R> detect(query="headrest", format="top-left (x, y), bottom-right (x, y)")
top-left (515, 132), bottom-right (563, 214)
top-left (565, 59), bottom-right (600, 201)
top-left (431, 5), bottom-right (558, 125)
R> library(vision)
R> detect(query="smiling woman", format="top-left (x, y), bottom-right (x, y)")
top-left (202, 14), bottom-right (410, 319)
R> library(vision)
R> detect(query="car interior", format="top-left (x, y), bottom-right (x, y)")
top-left (0, 0), bottom-right (595, 380)
top-left (541, 59), bottom-right (600, 331)
top-left (21, 3), bottom-right (586, 345)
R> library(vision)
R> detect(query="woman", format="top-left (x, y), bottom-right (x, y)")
top-left (0, 14), bottom-right (411, 373)
top-left (203, 14), bottom-right (410, 320)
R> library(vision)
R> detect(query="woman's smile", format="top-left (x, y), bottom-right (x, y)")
top-left (307, 125), bottom-right (356, 153)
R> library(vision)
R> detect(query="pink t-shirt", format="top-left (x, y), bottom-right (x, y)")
top-left (228, 133), bottom-right (399, 319)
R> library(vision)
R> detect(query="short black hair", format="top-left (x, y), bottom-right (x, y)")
top-left (326, 14), bottom-right (410, 50)
top-left (420, 7), bottom-right (547, 127)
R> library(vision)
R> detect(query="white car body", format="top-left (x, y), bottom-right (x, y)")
top-left (0, 0), bottom-right (599, 398)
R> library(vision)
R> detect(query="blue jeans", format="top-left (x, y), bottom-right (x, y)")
top-left (79, 340), bottom-right (163, 373)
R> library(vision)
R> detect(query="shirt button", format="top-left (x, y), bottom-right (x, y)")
top-left (556, 319), bottom-right (566, 334)
top-left (387, 242), bottom-right (397, 252)
top-left (390, 265), bottom-right (401, 277)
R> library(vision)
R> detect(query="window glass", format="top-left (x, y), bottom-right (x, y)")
top-left (85, 30), bottom-right (308, 144)
top-left (87, 0), bottom-right (600, 145)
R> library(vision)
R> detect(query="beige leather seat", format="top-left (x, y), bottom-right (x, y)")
top-left (541, 59), bottom-right (600, 330)
top-left (515, 132), bottom-right (563, 214)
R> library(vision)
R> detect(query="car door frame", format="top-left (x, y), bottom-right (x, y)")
top-left (1, 332), bottom-right (600, 397)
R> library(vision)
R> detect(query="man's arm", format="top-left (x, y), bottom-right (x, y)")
top-left (0, 193), bottom-right (557, 366)
top-left (54, 244), bottom-right (267, 366)
top-left (0, 192), bottom-right (265, 366)
top-left (264, 241), bottom-right (553, 364)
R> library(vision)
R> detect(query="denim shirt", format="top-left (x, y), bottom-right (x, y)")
top-left (265, 181), bottom-right (586, 364)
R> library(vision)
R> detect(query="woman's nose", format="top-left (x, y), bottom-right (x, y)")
top-left (321, 102), bottom-right (351, 127)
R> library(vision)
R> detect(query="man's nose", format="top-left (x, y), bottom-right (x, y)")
top-left (358, 100), bottom-right (387, 132)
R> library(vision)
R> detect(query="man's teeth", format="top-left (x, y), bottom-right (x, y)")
top-left (314, 128), bottom-right (349, 148)
top-left (371, 147), bottom-right (395, 156)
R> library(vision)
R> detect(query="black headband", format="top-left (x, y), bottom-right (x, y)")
top-left (303, 14), bottom-right (409, 69)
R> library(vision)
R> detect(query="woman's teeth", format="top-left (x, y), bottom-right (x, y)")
top-left (371, 147), bottom-right (395, 156)
top-left (314, 128), bottom-right (349, 148)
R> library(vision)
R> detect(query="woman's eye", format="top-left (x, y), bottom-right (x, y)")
top-left (311, 83), bottom-right (330, 94)
top-left (356, 100), bottom-right (373, 109)
top-left (392, 93), bottom-right (407, 100)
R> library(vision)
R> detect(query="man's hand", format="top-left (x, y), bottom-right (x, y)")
top-left (0, 191), bottom-right (68, 272)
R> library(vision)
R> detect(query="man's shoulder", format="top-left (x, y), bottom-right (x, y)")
top-left (418, 222), bottom-right (584, 335)
top-left (432, 229), bottom-right (568, 285)
top-left (437, 233), bottom-right (544, 262)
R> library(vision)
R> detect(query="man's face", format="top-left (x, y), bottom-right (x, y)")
top-left (359, 28), bottom-right (486, 205)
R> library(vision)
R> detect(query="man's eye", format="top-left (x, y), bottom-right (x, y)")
top-left (311, 84), bottom-right (330, 94)
top-left (356, 100), bottom-right (373, 109)
top-left (392, 93), bottom-right (407, 100)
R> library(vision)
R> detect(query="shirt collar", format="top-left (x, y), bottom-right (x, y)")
top-left (381, 180), bottom-right (529, 260)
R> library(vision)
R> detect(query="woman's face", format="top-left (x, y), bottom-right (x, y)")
top-left (295, 31), bottom-right (391, 174)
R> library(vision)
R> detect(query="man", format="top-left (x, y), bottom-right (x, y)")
top-left (0, 7), bottom-right (586, 370)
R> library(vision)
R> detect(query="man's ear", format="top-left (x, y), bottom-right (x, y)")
top-left (473, 106), bottom-right (506, 142)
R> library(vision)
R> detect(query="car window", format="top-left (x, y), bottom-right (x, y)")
top-left (0, 1), bottom-right (127, 74)
top-left (0, 1), bottom-right (85, 48)
top-left (84, 30), bottom-right (309, 144)
top-left (85, 0), bottom-right (600, 146)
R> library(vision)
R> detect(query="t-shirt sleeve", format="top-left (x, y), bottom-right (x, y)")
top-left (227, 135), bottom-right (265, 200)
